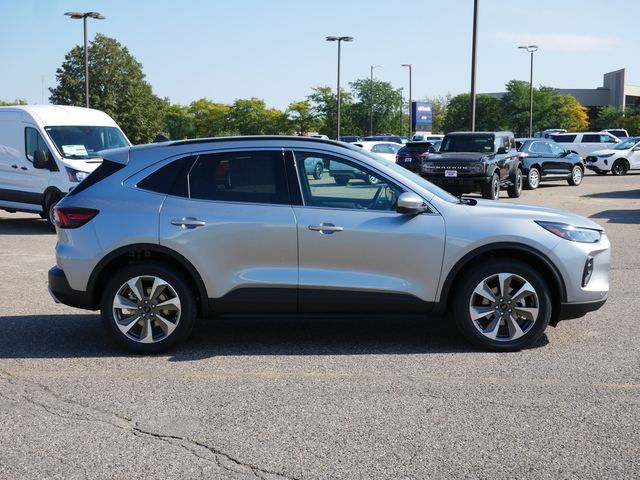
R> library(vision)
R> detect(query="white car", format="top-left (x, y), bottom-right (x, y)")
top-left (585, 136), bottom-right (640, 175)
top-left (354, 141), bottom-right (403, 162)
top-left (550, 132), bottom-right (620, 158)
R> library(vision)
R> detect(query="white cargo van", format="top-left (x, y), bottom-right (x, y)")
top-left (0, 105), bottom-right (130, 228)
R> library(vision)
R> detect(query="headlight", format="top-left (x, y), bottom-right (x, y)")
top-left (597, 153), bottom-right (614, 158)
top-left (66, 167), bottom-right (89, 183)
top-left (469, 163), bottom-right (485, 172)
top-left (535, 221), bottom-right (601, 243)
top-left (422, 162), bottom-right (435, 173)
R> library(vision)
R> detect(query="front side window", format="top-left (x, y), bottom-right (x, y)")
top-left (25, 127), bottom-right (51, 163)
top-left (294, 151), bottom-right (404, 212)
top-left (548, 142), bottom-right (565, 155)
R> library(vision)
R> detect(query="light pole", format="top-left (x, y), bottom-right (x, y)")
top-left (65, 11), bottom-right (105, 108)
top-left (326, 36), bottom-right (353, 139)
top-left (370, 64), bottom-right (383, 136)
top-left (402, 64), bottom-right (412, 138)
top-left (519, 45), bottom-right (538, 137)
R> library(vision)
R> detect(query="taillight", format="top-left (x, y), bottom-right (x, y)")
top-left (53, 206), bottom-right (99, 228)
top-left (518, 152), bottom-right (529, 158)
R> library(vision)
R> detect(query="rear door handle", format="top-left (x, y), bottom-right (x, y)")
top-left (171, 217), bottom-right (206, 228)
top-left (308, 223), bottom-right (343, 234)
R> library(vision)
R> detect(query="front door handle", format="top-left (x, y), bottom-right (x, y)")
top-left (308, 223), bottom-right (343, 234)
top-left (171, 217), bottom-right (206, 228)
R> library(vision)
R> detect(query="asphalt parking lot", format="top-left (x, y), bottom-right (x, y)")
top-left (0, 171), bottom-right (638, 479)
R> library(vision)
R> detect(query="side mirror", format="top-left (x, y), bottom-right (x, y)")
top-left (33, 150), bottom-right (49, 169)
top-left (396, 192), bottom-right (427, 214)
top-left (497, 146), bottom-right (508, 154)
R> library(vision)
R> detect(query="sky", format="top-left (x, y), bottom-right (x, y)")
top-left (2, 0), bottom-right (639, 111)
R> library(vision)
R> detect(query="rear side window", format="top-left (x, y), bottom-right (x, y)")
top-left (553, 135), bottom-right (576, 143)
top-left (182, 151), bottom-right (289, 205)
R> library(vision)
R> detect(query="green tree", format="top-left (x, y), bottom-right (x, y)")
top-left (442, 93), bottom-right (505, 132)
top-left (287, 100), bottom-right (319, 136)
top-left (188, 98), bottom-right (233, 137)
top-left (594, 105), bottom-right (624, 131)
top-left (227, 98), bottom-right (269, 135)
top-left (307, 86), bottom-right (353, 139)
top-left (49, 33), bottom-right (165, 144)
top-left (348, 78), bottom-right (403, 136)
top-left (0, 99), bottom-right (28, 106)
top-left (163, 100), bottom-right (196, 140)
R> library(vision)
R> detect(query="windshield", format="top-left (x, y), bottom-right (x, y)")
top-left (45, 125), bottom-right (130, 159)
top-left (357, 148), bottom-right (459, 202)
top-left (612, 137), bottom-right (640, 150)
top-left (440, 134), bottom-right (494, 153)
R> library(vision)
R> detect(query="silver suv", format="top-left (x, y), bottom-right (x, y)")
top-left (48, 137), bottom-right (611, 354)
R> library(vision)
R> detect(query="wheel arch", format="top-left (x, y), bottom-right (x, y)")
top-left (85, 244), bottom-right (209, 314)
top-left (436, 242), bottom-right (566, 326)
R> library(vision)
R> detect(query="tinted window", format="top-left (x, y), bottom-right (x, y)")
top-left (138, 156), bottom-right (194, 195)
top-left (185, 151), bottom-right (288, 205)
top-left (441, 134), bottom-right (494, 153)
top-left (552, 135), bottom-right (576, 143)
top-left (583, 134), bottom-right (600, 143)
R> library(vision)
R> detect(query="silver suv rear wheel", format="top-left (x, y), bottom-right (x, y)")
top-left (100, 262), bottom-right (196, 354)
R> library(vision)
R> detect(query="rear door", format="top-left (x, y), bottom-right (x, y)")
top-left (158, 149), bottom-right (299, 312)
top-left (290, 149), bottom-right (446, 313)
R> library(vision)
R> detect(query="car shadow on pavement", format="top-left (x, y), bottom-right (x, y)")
top-left (590, 208), bottom-right (640, 224)
top-left (0, 314), bottom-right (550, 359)
top-left (0, 215), bottom-right (52, 235)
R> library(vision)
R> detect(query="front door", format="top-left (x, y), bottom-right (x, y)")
top-left (290, 150), bottom-right (446, 313)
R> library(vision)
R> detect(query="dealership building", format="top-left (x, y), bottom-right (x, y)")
top-left (555, 68), bottom-right (640, 112)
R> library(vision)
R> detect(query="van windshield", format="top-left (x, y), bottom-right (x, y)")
top-left (45, 126), bottom-right (129, 159)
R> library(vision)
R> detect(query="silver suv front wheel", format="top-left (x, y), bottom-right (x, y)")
top-left (453, 258), bottom-right (551, 351)
top-left (100, 262), bottom-right (196, 354)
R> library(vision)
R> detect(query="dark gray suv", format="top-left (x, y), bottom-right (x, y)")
top-left (48, 136), bottom-right (610, 354)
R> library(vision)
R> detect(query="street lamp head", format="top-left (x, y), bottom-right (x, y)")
top-left (518, 45), bottom-right (538, 52)
top-left (401, 63), bottom-right (412, 67)
top-left (326, 36), bottom-right (353, 42)
top-left (65, 11), bottom-right (105, 20)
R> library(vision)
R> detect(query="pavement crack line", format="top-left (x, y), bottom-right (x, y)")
top-left (1, 371), bottom-right (301, 480)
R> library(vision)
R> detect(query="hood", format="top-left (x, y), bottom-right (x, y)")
top-left (460, 198), bottom-right (605, 231)
top-left (430, 152), bottom-right (490, 162)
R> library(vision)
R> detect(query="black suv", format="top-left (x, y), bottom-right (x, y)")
top-left (420, 131), bottom-right (522, 200)
top-left (395, 141), bottom-right (441, 173)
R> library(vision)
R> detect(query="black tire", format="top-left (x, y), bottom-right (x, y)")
top-left (481, 173), bottom-right (500, 200)
top-left (453, 258), bottom-right (551, 352)
top-left (525, 167), bottom-right (540, 190)
top-left (100, 262), bottom-right (197, 354)
top-left (611, 159), bottom-right (629, 176)
top-left (507, 168), bottom-right (523, 198)
top-left (334, 176), bottom-right (349, 186)
top-left (313, 162), bottom-right (324, 180)
top-left (44, 192), bottom-right (62, 231)
top-left (567, 165), bottom-right (583, 186)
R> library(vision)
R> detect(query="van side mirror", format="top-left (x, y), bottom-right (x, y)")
top-left (33, 150), bottom-right (49, 169)
top-left (497, 146), bottom-right (508, 154)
